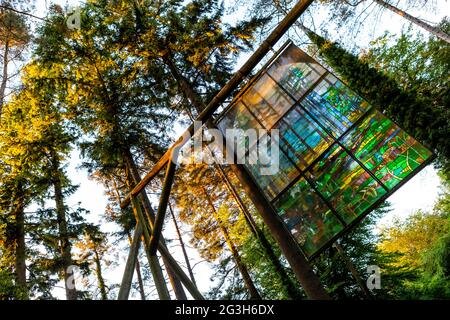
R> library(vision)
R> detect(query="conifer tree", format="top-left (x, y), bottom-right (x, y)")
top-left (0, 2), bottom-right (30, 117)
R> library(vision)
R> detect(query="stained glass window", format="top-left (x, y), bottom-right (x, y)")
top-left (217, 42), bottom-right (433, 258)
top-left (275, 177), bottom-right (344, 257)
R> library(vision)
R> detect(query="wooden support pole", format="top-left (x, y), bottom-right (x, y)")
top-left (130, 196), bottom-right (172, 300)
top-left (156, 242), bottom-right (204, 300)
top-left (214, 164), bottom-right (303, 299)
top-left (149, 151), bottom-right (178, 255)
top-left (118, 223), bottom-right (142, 300)
top-left (202, 187), bottom-right (262, 300)
top-left (163, 27), bottom-right (330, 300)
top-left (127, 193), bottom-right (203, 300)
top-left (169, 203), bottom-right (197, 288)
top-left (119, 0), bottom-right (329, 300)
top-left (132, 199), bottom-right (205, 300)
top-left (124, 150), bottom-right (187, 300)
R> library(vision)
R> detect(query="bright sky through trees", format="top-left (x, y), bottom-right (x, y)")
top-left (5, 0), bottom-right (448, 299)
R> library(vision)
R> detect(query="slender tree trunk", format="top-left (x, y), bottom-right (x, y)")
top-left (373, 0), bottom-right (450, 43)
top-left (202, 187), bottom-right (261, 300)
top-left (4, 181), bottom-right (27, 298)
top-left (93, 249), bottom-right (108, 300)
top-left (51, 152), bottom-right (77, 300)
top-left (215, 165), bottom-right (302, 299)
top-left (124, 149), bottom-right (187, 300)
top-left (168, 203), bottom-right (197, 288)
top-left (13, 182), bottom-right (27, 297)
top-left (0, 39), bottom-right (9, 117)
top-left (164, 55), bottom-right (330, 299)
top-left (127, 232), bottom-right (146, 300)
top-left (333, 242), bottom-right (373, 299)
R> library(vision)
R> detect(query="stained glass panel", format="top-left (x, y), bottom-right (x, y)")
top-left (343, 110), bottom-right (433, 190)
top-left (247, 133), bottom-right (299, 199)
top-left (302, 74), bottom-right (370, 138)
top-left (306, 145), bottom-right (387, 224)
top-left (218, 101), bottom-right (263, 152)
top-left (275, 178), bottom-right (344, 256)
top-left (243, 73), bottom-right (294, 126)
top-left (217, 42), bottom-right (433, 258)
top-left (267, 43), bottom-right (326, 99)
top-left (277, 105), bottom-right (334, 170)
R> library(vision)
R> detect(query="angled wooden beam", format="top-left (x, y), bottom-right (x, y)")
top-left (120, 0), bottom-right (316, 209)
top-left (128, 195), bottom-right (204, 300)
top-left (130, 195), bottom-right (172, 300)
top-left (156, 241), bottom-right (204, 300)
top-left (149, 150), bottom-right (178, 255)
top-left (121, 152), bottom-right (170, 208)
top-left (118, 223), bottom-right (142, 300)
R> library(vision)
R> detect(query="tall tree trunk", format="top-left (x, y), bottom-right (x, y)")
top-left (373, 0), bottom-right (450, 43)
top-left (93, 248), bottom-right (108, 300)
top-left (13, 182), bottom-right (27, 297)
top-left (127, 232), bottom-right (146, 300)
top-left (0, 39), bottom-right (9, 117)
top-left (164, 55), bottom-right (330, 299)
top-left (51, 152), bottom-right (77, 300)
top-left (202, 187), bottom-right (261, 300)
top-left (168, 203), bottom-right (197, 288)
top-left (215, 165), bottom-right (302, 299)
top-left (124, 149), bottom-right (187, 300)
top-left (333, 242), bottom-right (373, 299)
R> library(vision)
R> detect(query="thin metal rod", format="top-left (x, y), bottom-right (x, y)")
top-left (120, 0), bottom-right (316, 209)
top-left (149, 151), bottom-right (178, 255)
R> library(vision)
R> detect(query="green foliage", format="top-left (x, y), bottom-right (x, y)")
top-left (374, 173), bottom-right (450, 299)
top-left (306, 28), bottom-right (450, 173)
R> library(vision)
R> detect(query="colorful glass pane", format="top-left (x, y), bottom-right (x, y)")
top-left (275, 178), bottom-right (344, 256)
top-left (218, 101), bottom-right (263, 152)
top-left (277, 105), bottom-right (334, 170)
top-left (306, 145), bottom-right (387, 224)
top-left (247, 134), bottom-right (299, 199)
top-left (267, 43), bottom-right (326, 99)
top-left (217, 43), bottom-right (433, 258)
top-left (243, 73), bottom-right (294, 125)
top-left (343, 110), bottom-right (433, 190)
top-left (302, 74), bottom-right (370, 138)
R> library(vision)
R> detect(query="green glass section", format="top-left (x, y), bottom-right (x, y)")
top-left (343, 110), bottom-right (433, 190)
top-left (302, 74), bottom-right (370, 138)
top-left (275, 177), bottom-right (344, 257)
top-left (306, 145), bottom-right (387, 224)
top-left (218, 43), bottom-right (433, 258)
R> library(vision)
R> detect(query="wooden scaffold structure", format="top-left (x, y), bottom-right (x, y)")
top-left (116, 0), bottom-right (331, 301)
